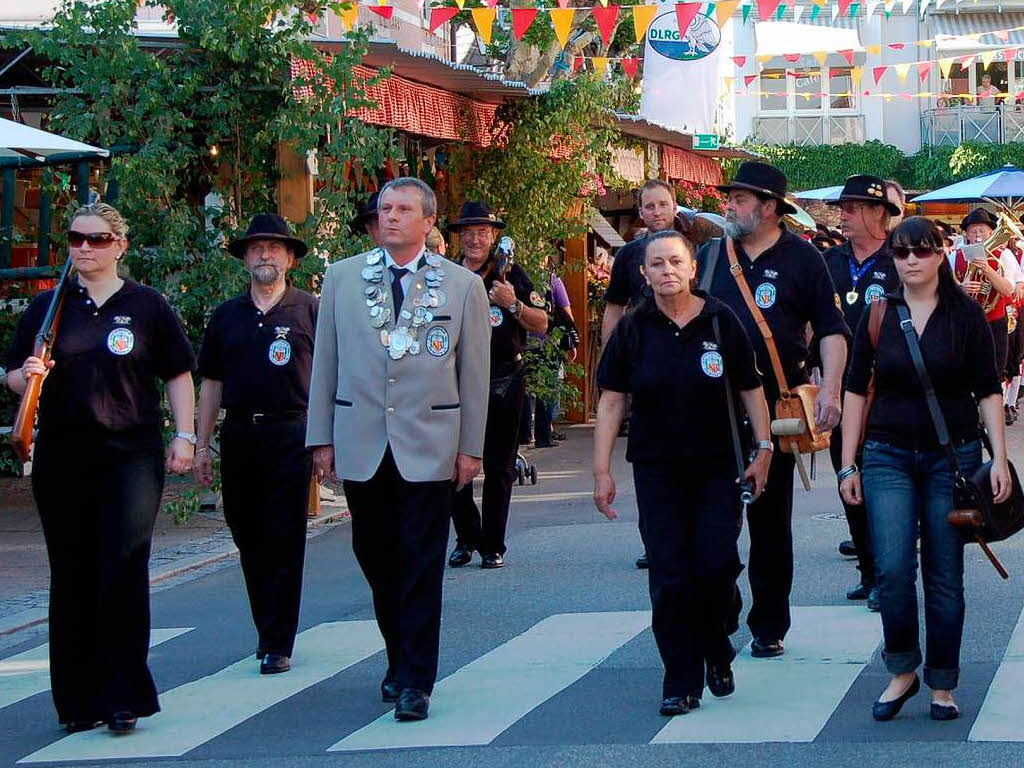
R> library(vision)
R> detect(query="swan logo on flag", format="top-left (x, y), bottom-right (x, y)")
top-left (647, 11), bottom-right (721, 62)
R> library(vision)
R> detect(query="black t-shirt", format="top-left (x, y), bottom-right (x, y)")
top-left (6, 279), bottom-right (196, 434)
top-left (696, 229), bottom-right (850, 403)
top-left (597, 291), bottom-right (761, 463)
top-left (474, 262), bottom-right (538, 375)
top-left (603, 237), bottom-right (649, 308)
top-left (822, 240), bottom-right (901, 358)
top-left (197, 285), bottom-right (318, 412)
top-left (846, 292), bottom-right (1000, 451)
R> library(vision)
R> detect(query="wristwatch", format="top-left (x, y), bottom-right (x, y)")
top-left (174, 431), bottom-right (197, 446)
top-left (507, 299), bottom-right (520, 315)
top-left (755, 440), bottom-right (774, 453)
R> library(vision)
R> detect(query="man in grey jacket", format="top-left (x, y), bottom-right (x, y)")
top-left (307, 177), bottom-right (490, 721)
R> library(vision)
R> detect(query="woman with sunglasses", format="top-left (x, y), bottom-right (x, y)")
top-left (5, 203), bottom-right (196, 733)
top-left (838, 216), bottom-right (1011, 722)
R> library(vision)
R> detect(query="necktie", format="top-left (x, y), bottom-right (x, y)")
top-left (389, 266), bottom-right (408, 312)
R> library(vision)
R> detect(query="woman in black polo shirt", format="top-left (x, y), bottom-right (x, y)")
top-left (6, 203), bottom-right (197, 733)
top-left (593, 230), bottom-right (772, 716)
top-left (839, 216), bottom-right (1011, 722)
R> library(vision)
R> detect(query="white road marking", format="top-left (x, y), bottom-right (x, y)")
top-left (651, 606), bottom-right (881, 743)
top-left (969, 602), bottom-right (1024, 741)
top-left (19, 621), bottom-right (384, 762)
top-left (329, 611), bottom-right (652, 751)
top-left (0, 628), bottom-right (193, 712)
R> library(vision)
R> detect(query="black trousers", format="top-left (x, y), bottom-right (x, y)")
top-left (220, 415), bottom-right (311, 658)
top-left (745, 448), bottom-right (796, 641)
top-left (830, 425), bottom-right (875, 585)
top-left (452, 372), bottom-right (525, 556)
top-left (342, 446), bottom-right (453, 694)
top-left (633, 460), bottom-right (744, 699)
top-left (31, 427), bottom-right (164, 724)
top-left (1006, 316), bottom-right (1024, 380)
top-left (990, 315), bottom-right (1009, 382)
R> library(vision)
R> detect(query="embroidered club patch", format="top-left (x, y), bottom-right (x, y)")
top-left (530, 291), bottom-right (546, 308)
top-left (427, 326), bottom-right (450, 357)
top-left (755, 282), bottom-right (777, 309)
top-left (864, 284), bottom-right (886, 304)
top-left (701, 351), bottom-right (724, 378)
top-left (106, 327), bottom-right (134, 356)
top-left (268, 339), bottom-right (292, 366)
top-left (489, 306), bottom-right (504, 327)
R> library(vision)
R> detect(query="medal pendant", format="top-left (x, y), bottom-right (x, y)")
top-left (380, 329), bottom-right (390, 347)
top-left (846, 291), bottom-right (859, 305)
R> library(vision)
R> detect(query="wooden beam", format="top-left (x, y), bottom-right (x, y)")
top-left (562, 235), bottom-right (590, 423)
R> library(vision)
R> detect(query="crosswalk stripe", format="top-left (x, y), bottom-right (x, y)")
top-left (0, 628), bottom-right (193, 713)
top-left (969, 602), bottom-right (1024, 741)
top-left (651, 606), bottom-right (881, 744)
top-left (329, 610), bottom-right (652, 752)
top-left (19, 621), bottom-right (384, 763)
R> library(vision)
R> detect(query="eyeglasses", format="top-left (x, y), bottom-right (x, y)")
top-left (67, 231), bottom-right (118, 248)
top-left (892, 246), bottom-right (941, 260)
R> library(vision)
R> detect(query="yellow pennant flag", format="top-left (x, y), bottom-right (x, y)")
top-left (884, 0), bottom-right (897, 11)
top-left (894, 62), bottom-right (911, 81)
top-left (981, 50), bottom-right (995, 70)
top-left (813, 51), bottom-right (828, 66)
top-left (811, 0), bottom-right (828, 6)
top-left (454, 0), bottom-right (465, 9)
top-left (865, 44), bottom-right (881, 55)
top-left (715, 0), bottom-right (741, 28)
top-left (550, 8), bottom-right (575, 48)
top-left (939, 58), bottom-right (954, 78)
top-left (850, 66), bottom-right (863, 89)
top-left (471, 8), bottom-right (496, 45)
top-left (918, 40), bottom-right (934, 48)
top-left (598, 0), bottom-right (609, 5)
top-left (338, 4), bottom-right (358, 31)
top-left (756, 54), bottom-right (772, 66)
top-left (593, 57), bottom-right (609, 76)
top-left (631, 5), bottom-right (658, 43)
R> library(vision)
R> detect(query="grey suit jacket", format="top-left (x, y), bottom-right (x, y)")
top-left (306, 249), bottom-right (491, 482)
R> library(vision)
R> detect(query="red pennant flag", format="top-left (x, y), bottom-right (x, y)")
top-left (995, 29), bottom-right (1010, 43)
top-left (428, 7), bottom-right (459, 34)
top-left (783, 53), bottom-right (801, 63)
top-left (368, 5), bottom-right (393, 20)
top-left (744, 74), bottom-right (758, 88)
top-left (887, 43), bottom-right (905, 50)
top-left (306, 12), bottom-right (319, 24)
top-left (918, 61), bottom-right (932, 83)
top-left (572, 56), bottom-right (583, 73)
top-left (511, 8), bottom-right (538, 40)
top-left (756, 0), bottom-right (782, 21)
top-left (592, 5), bottom-right (620, 46)
top-left (675, 2), bottom-right (701, 35)
top-left (620, 57), bottom-right (639, 78)
top-left (731, 56), bottom-right (747, 67)
top-left (556, 0), bottom-right (570, 7)
top-left (837, 0), bottom-right (854, 15)
top-left (1004, 48), bottom-right (1019, 63)
top-left (839, 49), bottom-right (855, 65)
top-left (872, 65), bottom-right (888, 85)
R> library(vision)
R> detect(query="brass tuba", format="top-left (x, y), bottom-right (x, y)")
top-left (963, 210), bottom-right (1024, 314)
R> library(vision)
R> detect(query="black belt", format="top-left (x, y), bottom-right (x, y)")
top-left (225, 409), bottom-right (306, 425)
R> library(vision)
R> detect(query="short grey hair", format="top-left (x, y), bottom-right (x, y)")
top-left (379, 177), bottom-right (437, 219)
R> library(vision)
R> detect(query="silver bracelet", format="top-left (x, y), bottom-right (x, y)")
top-left (836, 464), bottom-right (859, 482)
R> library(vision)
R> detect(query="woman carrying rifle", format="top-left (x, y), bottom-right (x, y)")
top-left (5, 203), bottom-right (196, 733)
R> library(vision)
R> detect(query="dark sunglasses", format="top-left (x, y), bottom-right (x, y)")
top-left (67, 231), bottom-right (118, 248)
top-left (892, 246), bottom-right (941, 260)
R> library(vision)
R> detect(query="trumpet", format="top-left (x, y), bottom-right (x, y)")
top-left (962, 210), bottom-right (1024, 314)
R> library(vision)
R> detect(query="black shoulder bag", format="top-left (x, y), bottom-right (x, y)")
top-left (712, 314), bottom-right (754, 511)
top-left (895, 302), bottom-right (1024, 579)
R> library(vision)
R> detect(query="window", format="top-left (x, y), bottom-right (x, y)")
top-left (793, 67), bottom-right (822, 111)
top-left (830, 66), bottom-right (854, 110)
top-left (757, 61), bottom-right (857, 114)
top-left (760, 68), bottom-right (787, 111)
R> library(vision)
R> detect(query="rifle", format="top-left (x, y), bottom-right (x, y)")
top-left (9, 259), bottom-right (75, 462)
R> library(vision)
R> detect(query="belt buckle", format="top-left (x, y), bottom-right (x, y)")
top-left (252, 412), bottom-right (266, 424)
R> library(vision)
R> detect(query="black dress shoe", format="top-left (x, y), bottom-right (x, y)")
top-left (846, 581), bottom-right (872, 600)
top-left (395, 688), bottom-right (430, 721)
top-left (659, 696), bottom-right (690, 716)
top-left (930, 701), bottom-right (959, 721)
top-left (381, 679), bottom-right (401, 703)
top-left (481, 553), bottom-right (505, 569)
top-left (260, 653), bottom-right (291, 674)
top-left (706, 662), bottom-right (735, 697)
top-left (839, 540), bottom-right (857, 557)
top-left (635, 553), bottom-right (649, 569)
top-left (108, 711), bottom-right (137, 732)
top-left (867, 586), bottom-right (881, 612)
top-left (872, 675), bottom-right (920, 721)
top-left (65, 720), bottom-right (102, 734)
top-left (448, 544), bottom-right (473, 568)
top-left (686, 695), bottom-right (700, 710)
top-left (750, 638), bottom-right (784, 658)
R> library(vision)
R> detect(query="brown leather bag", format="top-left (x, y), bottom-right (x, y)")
top-left (723, 238), bottom-right (829, 459)
top-left (858, 298), bottom-right (887, 448)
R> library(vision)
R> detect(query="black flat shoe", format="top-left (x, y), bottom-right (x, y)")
top-left (846, 581), bottom-right (872, 600)
top-left (395, 688), bottom-right (430, 721)
top-left (108, 711), bottom-right (137, 732)
top-left (659, 696), bottom-right (690, 716)
top-left (839, 540), bottom-right (857, 557)
top-left (872, 675), bottom-right (920, 721)
top-left (448, 544), bottom-right (473, 568)
top-left (65, 720), bottom-right (102, 734)
top-left (867, 586), bottom-right (881, 612)
top-left (381, 679), bottom-right (401, 703)
top-left (706, 661), bottom-right (735, 697)
top-left (635, 553), bottom-right (649, 569)
top-left (260, 653), bottom-right (291, 674)
top-left (930, 701), bottom-right (959, 721)
top-left (750, 638), bottom-right (784, 658)
top-left (481, 553), bottom-right (505, 569)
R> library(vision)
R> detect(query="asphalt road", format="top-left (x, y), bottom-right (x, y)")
top-left (3, 425), bottom-right (1024, 767)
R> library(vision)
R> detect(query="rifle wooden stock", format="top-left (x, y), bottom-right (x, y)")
top-left (8, 260), bottom-right (74, 463)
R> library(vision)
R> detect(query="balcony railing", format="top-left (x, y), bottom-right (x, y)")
top-left (921, 105), bottom-right (1024, 146)
top-left (752, 115), bottom-right (865, 146)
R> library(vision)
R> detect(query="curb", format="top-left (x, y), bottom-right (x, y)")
top-left (0, 505), bottom-right (351, 640)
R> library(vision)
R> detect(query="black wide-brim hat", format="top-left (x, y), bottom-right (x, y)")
top-left (449, 200), bottom-right (506, 230)
top-left (227, 213), bottom-right (309, 259)
top-left (351, 191), bottom-right (380, 234)
top-left (716, 161), bottom-right (798, 216)
top-left (826, 174), bottom-right (901, 216)
top-left (961, 207), bottom-right (999, 232)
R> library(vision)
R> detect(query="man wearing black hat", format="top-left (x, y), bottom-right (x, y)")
top-left (194, 213), bottom-right (318, 675)
top-left (821, 175), bottom-right (903, 610)
top-left (448, 201), bottom-right (548, 570)
top-left (352, 191), bottom-right (382, 246)
top-left (697, 161), bottom-right (850, 659)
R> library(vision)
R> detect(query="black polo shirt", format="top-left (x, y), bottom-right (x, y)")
top-left (822, 240), bottom-right (900, 352)
top-left (847, 291), bottom-right (1000, 451)
top-left (597, 291), bottom-right (761, 463)
top-left (6, 278), bottom-right (196, 434)
top-left (473, 262), bottom-right (539, 376)
top-left (197, 285), bottom-right (318, 412)
top-left (604, 237), bottom-right (649, 308)
top-left (696, 227), bottom-right (850, 402)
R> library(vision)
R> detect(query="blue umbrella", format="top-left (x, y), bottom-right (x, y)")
top-left (792, 185), bottom-right (844, 201)
top-left (913, 165), bottom-right (1024, 207)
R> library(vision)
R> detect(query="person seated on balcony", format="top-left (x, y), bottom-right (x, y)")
top-left (977, 74), bottom-right (997, 107)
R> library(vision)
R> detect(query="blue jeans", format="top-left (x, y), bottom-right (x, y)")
top-left (861, 439), bottom-right (982, 691)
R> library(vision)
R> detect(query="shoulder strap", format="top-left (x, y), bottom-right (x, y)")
top-left (712, 314), bottom-right (748, 484)
top-left (724, 237), bottom-right (791, 396)
top-left (700, 238), bottom-right (722, 293)
top-left (868, 298), bottom-right (887, 349)
top-left (894, 302), bottom-right (962, 476)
